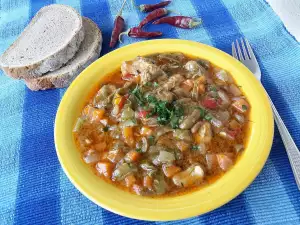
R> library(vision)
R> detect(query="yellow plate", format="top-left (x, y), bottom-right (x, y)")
top-left (55, 39), bottom-right (274, 221)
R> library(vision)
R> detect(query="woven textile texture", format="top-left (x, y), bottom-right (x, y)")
top-left (0, 0), bottom-right (299, 224)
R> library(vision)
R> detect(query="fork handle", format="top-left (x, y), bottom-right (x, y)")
top-left (267, 94), bottom-right (300, 190)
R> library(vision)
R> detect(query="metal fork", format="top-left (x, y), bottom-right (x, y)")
top-left (232, 38), bottom-right (300, 190)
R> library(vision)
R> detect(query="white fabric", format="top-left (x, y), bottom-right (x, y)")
top-left (267, 0), bottom-right (300, 42)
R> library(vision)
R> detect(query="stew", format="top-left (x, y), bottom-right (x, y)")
top-left (73, 52), bottom-right (250, 197)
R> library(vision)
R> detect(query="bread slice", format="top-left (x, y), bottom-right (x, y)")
top-left (24, 17), bottom-right (102, 91)
top-left (0, 4), bottom-right (84, 79)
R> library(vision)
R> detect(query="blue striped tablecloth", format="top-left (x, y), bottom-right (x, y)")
top-left (0, 0), bottom-right (299, 224)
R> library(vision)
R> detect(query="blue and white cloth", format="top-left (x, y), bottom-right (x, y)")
top-left (0, 0), bottom-right (299, 224)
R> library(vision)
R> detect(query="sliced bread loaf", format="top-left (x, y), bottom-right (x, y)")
top-left (0, 4), bottom-right (84, 79)
top-left (24, 17), bottom-right (102, 91)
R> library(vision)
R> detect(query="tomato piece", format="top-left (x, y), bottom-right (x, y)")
top-left (202, 98), bottom-right (218, 109)
top-left (122, 73), bottom-right (134, 81)
top-left (118, 94), bottom-right (129, 110)
top-left (138, 110), bottom-right (149, 119)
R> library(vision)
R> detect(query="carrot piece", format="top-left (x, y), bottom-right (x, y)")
top-left (134, 75), bottom-right (141, 83)
top-left (176, 141), bottom-right (190, 152)
top-left (143, 175), bottom-right (153, 189)
top-left (140, 126), bottom-right (153, 136)
top-left (162, 164), bottom-right (181, 178)
top-left (92, 109), bottom-right (105, 122)
top-left (194, 132), bottom-right (202, 144)
top-left (96, 162), bottom-right (113, 178)
top-left (94, 142), bottom-right (107, 151)
top-left (198, 83), bottom-right (205, 94)
top-left (197, 76), bottom-right (206, 84)
top-left (123, 127), bottom-right (135, 147)
top-left (125, 174), bottom-right (136, 187)
top-left (125, 150), bottom-right (141, 162)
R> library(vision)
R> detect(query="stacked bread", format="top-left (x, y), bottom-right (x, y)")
top-left (0, 4), bottom-right (102, 91)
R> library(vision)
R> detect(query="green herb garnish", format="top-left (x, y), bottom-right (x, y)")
top-left (195, 106), bottom-right (213, 121)
top-left (131, 86), bottom-right (146, 106)
top-left (146, 95), bottom-right (184, 128)
top-left (204, 113), bottom-right (213, 121)
top-left (103, 126), bottom-right (109, 132)
top-left (145, 82), bottom-right (152, 87)
top-left (148, 135), bottom-right (155, 145)
top-left (136, 148), bottom-right (142, 153)
top-left (209, 85), bottom-right (217, 92)
top-left (153, 82), bottom-right (159, 88)
top-left (242, 105), bottom-right (248, 111)
top-left (191, 145), bottom-right (199, 151)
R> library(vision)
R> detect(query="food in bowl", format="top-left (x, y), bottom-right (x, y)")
top-left (73, 52), bottom-right (250, 197)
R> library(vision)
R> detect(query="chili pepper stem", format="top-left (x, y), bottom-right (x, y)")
top-left (190, 20), bottom-right (202, 28)
top-left (119, 29), bottom-right (130, 43)
top-left (117, 0), bottom-right (127, 16)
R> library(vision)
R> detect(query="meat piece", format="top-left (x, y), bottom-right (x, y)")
top-left (161, 74), bottom-right (185, 91)
top-left (156, 90), bottom-right (174, 102)
top-left (176, 98), bottom-right (195, 105)
top-left (121, 61), bottom-right (135, 76)
top-left (157, 74), bottom-right (169, 83)
top-left (179, 109), bottom-right (201, 129)
top-left (173, 87), bottom-right (190, 98)
top-left (157, 53), bottom-right (185, 63)
top-left (132, 57), bottom-right (167, 84)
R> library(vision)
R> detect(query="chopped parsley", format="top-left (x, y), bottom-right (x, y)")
top-left (204, 113), bottom-right (213, 121)
top-left (131, 86), bottom-right (146, 106)
top-left (242, 105), bottom-right (248, 111)
top-left (191, 145), bottom-right (199, 151)
top-left (153, 82), bottom-right (159, 88)
top-left (147, 95), bottom-right (184, 128)
top-left (209, 85), bottom-right (217, 92)
top-left (130, 87), bottom-right (184, 128)
top-left (136, 148), bottom-right (142, 153)
top-left (102, 126), bottom-right (109, 132)
top-left (145, 82), bottom-right (152, 87)
top-left (194, 106), bottom-right (213, 121)
top-left (148, 135), bottom-right (155, 145)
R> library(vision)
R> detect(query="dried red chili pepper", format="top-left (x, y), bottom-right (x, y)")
top-left (109, 0), bottom-right (127, 48)
top-left (139, 8), bottom-right (169, 28)
top-left (132, 0), bottom-right (171, 12)
top-left (119, 27), bottom-right (162, 42)
top-left (153, 16), bottom-right (201, 29)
